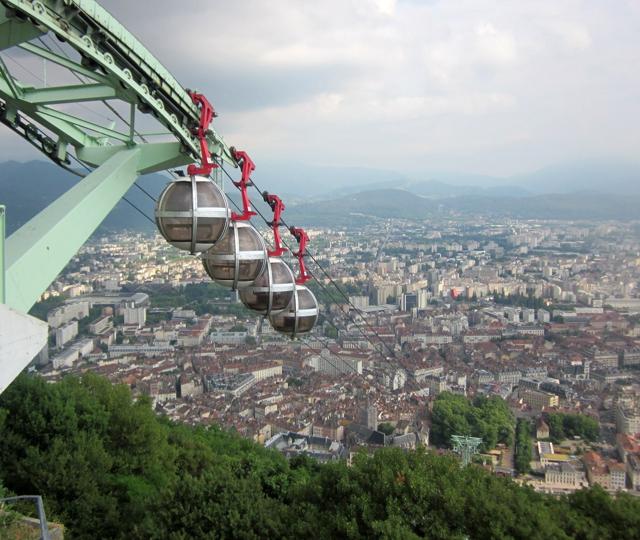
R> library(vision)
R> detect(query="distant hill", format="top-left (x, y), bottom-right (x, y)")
top-left (444, 191), bottom-right (640, 220)
top-left (246, 159), bottom-right (409, 197)
top-left (516, 158), bottom-right (640, 195)
top-left (3, 160), bottom-right (640, 234)
top-left (326, 179), bottom-right (529, 199)
top-left (285, 189), bottom-right (437, 226)
top-left (287, 188), bottom-right (640, 224)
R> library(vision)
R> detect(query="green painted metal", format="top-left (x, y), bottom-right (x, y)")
top-left (24, 83), bottom-right (118, 105)
top-left (0, 74), bottom-right (99, 147)
top-left (0, 15), bottom-right (44, 51)
top-left (19, 41), bottom-right (115, 85)
top-left (5, 148), bottom-right (142, 313)
top-left (77, 142), bottom-right (191, 173)
top-left (451, 435), bottom-right (483, 467)
top-left (0, 0), bottom-right (246, 315)
top-left (37, 107), bottom-right (130, 142)
top-left (1, 0), bottom-right (237, 167)
top-left (0, 205), bottom-right (5, 304)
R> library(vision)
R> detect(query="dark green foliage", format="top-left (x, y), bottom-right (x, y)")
top-left (78, 306), bottom-right (104, 334)
top-left (493, 291), bottom-right (545, 310)
top-left (28, 294), bottom-right (66, 321)
top-left (324, 326), bottom-right (339, 339)
top-left (308, 280), bottom-right (340, 307)
top-left (514, 419), bottom-right (533, 474)
top-left (148, 282), bottom-right (242, 316)
top-left (547, 413), bottom-right (600, 443)
top-left (2, 375), bottom-right (640, 539)
top-left (430, 392), bottom-right (515, 451)
top-left (377, 422), bottom-right (395, 436)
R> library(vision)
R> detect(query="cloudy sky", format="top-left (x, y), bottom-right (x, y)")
top-left (6, 0), bottom-right (640, 177)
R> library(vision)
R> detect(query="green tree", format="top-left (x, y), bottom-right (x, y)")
top-left (324, 325), bottom-right (339, 339)
top-left (377, 422), bottom-right (395, 436)
top-left (547, 413), bottom-right (599, 443)
top-left (514, 419), bottom-right (532, 474)
top-left (1, 374), bottom-right (639, 540)
top-left (430, 393), bottom-right (514, 451)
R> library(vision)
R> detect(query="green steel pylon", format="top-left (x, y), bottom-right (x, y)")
top-left (451, 435), bottom-right (483, 467)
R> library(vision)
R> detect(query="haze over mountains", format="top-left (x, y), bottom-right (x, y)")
top-left (1, 158), bottom-right (640, 233)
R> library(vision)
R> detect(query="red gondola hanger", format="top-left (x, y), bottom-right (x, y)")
top-left (186, 91), bottom-right (218, 177)
top-left (262, 191), bottom-right (288, 257)
top-left (230, 148), bottom-right (257, 221)
top-left (289, 226), bottom-right (311, 285)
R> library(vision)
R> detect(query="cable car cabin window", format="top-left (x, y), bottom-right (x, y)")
top-left (196, 217), bottom-right (225, 242)
top-left (297, 314), bottom-right (317, 333)
top-left (271, 291), bottom-right (294, 311)
top-left (238, 261), bottom-right (263, 280)
top-left (298, 288), bottom-right (316, 310)
top-left (240, 289), bottom-right (269, 311)
top-left (211, 226), bottom-right (234, 254)
top-left (238, 226), bottom-right (262, 251)
top-left (163, 182), bottom-right (192, 211)
top-left (196, 182), bottom-right (225, 207)
top-left (271, 261), bottom-right (291, 282)
top-left (161, 218), bottom-right (191, 241)
top-left (272, 313), bottom-right (296, 330)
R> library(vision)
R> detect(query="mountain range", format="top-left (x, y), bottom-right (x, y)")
top-left (1, 158), bottom-right (640, 233)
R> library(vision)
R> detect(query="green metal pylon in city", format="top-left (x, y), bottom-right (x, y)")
top-left (451, 435), bottom-right (483, 467)
top-left (0, 0), bottom-right (238, 392)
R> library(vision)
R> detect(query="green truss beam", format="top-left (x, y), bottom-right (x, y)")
top-left (23, 83), bottom-right (118, 105)
top-left (0, 0), bottom-right (248, 315)
top-left (77, 141), bottom-right (191, 173)
top-left (1, 0), bottom-right (238, 166)
top-left (0, 16), bottom-right (44, 51)
top-left (19, 42), bottom-right (113, 85)
top-left (36, 107), bottom-right (129, 142)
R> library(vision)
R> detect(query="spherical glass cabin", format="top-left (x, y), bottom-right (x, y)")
top-left (202, 221), bottom-right (268, 289)
top-left (269, 284), bottom-right (318, 338)
top-left (155, 175), bottom-right (229, 253)
top-left (238, 257), bottom-right (296, 316)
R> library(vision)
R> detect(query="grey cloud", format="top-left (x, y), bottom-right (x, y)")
top-left (1, 0), bottom-right (639, 178)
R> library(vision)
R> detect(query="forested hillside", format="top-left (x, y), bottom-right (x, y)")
top-left (1, 374), bottom-right (639, 539)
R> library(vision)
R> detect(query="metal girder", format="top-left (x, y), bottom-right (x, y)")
top-left (23, 83), bottom-right (117, 105)
top-left (36, 106), bottom-right (129, 142)
top-left (1, 0), bottom-right (238, 167)
top-left (77, 141), bottom-right (192, 174)
top-left (19, 41), bottom-right (112, 85)
top-left (0, 16), bottom-right (44, 51)
top-left (0, 74), bottom-right (99, 147)
top-left (5, 147), bottom-right (143, 313)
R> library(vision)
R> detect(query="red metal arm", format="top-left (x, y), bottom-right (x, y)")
top-left (230, 148), bottom-right (257, 221)
top-left (186, 91), bottom-right (219, 177)
top-left (263, 192), bottom-right (287, 257)
top-left (289, 226), bottom-right (311, 285)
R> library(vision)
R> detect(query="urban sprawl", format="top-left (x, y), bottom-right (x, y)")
top-left (33, 216), bottom-right (640, 495)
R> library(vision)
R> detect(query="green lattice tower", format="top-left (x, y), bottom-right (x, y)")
top-left (0, 0), bottom-right (238, 392)
top-left (451, 435), bottom-right (483, 467)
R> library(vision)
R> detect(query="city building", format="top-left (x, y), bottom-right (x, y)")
top-left (55, 320), bottom-right (78, 348)
top-left (521, 389), bottom-right (559, 410)
top-left (617, 405), bottom-right (640, 436)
